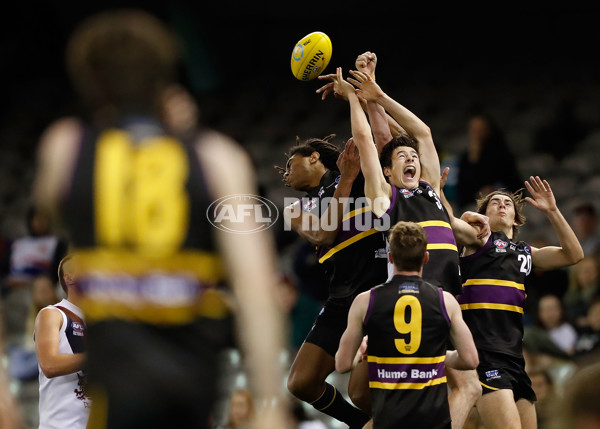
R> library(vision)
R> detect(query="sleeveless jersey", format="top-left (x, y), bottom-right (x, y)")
top-left (61, 117), bottom-right (227, 325)
top-left (382, 182), bottom-right (461, 296)
top-left (38, 300), bottom-right (90, 429)
top-left (301, 170), bottom-right (388, 299)
top-left (458, 231), bottom-right (532, 358)
top-left (364, 275), bottom-right (451, 429)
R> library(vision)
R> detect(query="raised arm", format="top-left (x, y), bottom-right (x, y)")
top-left (526, 176), bottom-right (584, 270)
top-left (348, 70), bottom-right (441, 194)
top-left (283, 139), bottom-right (360, 246)
top-left (354, 52), bottom-right (405, 152)
top-left (326, 68), bottom-right (392, 217)
top-left (336, 291), bottom-right (370, 373)
top-left (443, 292), bottom-right (479, 370)
top-left (35, 308), bottom-right (86, 378)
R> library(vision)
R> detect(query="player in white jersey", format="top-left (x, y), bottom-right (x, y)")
top-left (35, 255), bottom-right (90, 429)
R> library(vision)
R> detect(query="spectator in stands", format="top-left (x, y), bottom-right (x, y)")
top-left (456, 113), bottom-right (522, 210)
top-left (564, 256), bottom-right (600, 328)
top-left (529, 368), bottom-right (557, 429)
top-left (1, 206), bottom-right (68, 348)
top-left (573, 296), bottom-right (600, 367)
top-left (535, 294), bottom-right (579, 356)
top-left (222, 389), bottom-right (255, 429)
top-left (571, 202), bottom-right (600, 258)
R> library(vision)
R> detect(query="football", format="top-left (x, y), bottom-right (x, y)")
top-left (290, 32), bottom-right (332, 81)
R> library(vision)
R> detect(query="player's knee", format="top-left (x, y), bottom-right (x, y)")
top-left (466, 375), bottom-right (482, 400)
top-left (348, 385), bottom-right (371, 414)
top-left (287, 370), bottom-right (317, 401)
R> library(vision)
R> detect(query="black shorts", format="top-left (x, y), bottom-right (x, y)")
top-left (476, 349), bottom-right (536, 403)
top-left (85, 317), bottom-right (234, 429)
top-left (304, 296), bottom-right (353, 357)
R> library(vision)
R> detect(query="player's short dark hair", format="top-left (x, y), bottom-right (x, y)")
top-left (476, 189), bottom-right (526, 238)
top-left (66, 9), bottom-right (179, 115)
top-left (388, 221), bottom-right (428, 272)
top-left (379, 135), bottom-right (419, 169)
top-left (57, 255), bottom-right (73, 295)
top-left (275, 134), bottom-right (341, 175)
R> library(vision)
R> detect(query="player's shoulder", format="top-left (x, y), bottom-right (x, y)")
top-left (40, 117), bottom-right (84, 148)
top-left (36, 305), bottom-right (64, 325)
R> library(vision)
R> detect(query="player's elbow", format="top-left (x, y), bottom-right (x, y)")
top-left (39, 362), bottom-right (61, 379)
top-left (335, 353), bottom-right (351, 374)
top-left (416, 124), bottom-right (432, 140)
top-left (464, 350), bottom-right (479, 370)
top-left (569, 248), bottom-right (585, 266)
top-left (335, 361), bottom-right (351, 374)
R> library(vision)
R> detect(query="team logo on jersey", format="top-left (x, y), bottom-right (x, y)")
top-left (524, 246), bottom-right (531, 255)
top-left (71, 322), bottom-right (84, 337)
top-left (400, 189), bottom-right (414, 199)
top-left (374, 248), bottom-right (387, 259)
top-left (303, 197), bottom-right (318, 212)
top-left (485, 369), bottom-right (500, 380)
top-left (494, 239), bottom-right (508, 249)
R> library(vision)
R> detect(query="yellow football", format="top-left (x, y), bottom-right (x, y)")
top-left (290, 32), bottom-right (332, 81)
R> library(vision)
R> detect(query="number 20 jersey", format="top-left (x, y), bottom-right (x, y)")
top-left (458, 231), bottom-right (532, 358)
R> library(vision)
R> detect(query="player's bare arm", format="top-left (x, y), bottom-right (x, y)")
top-left (335, 291), bottom-right (370, 374)
top-left (348, 70), bottom-right (441, 194)
top-left (443, 293), bottom-right (479, 370)
top-left (325, 68), bottom-right (392, 217)
top-left (526, 176), bottom-right (584, 269)
top-left (32, 118), bottom-right (82, 224)
top-left (35, 308), bottom-right (86, 378)
top-left (355, 52), bottom-right (406, 150)
top-left (439, 168), bottom-right (490, 251)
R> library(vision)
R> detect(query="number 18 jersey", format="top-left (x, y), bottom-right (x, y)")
top-left (62, 118), bottom-right (226, 325)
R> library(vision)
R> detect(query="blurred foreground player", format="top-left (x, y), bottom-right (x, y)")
top-left (32, 9), bottom-right (287, 429)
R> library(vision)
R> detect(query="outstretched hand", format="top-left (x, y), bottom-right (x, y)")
top-left (337, 138), bottom-right (361, 181)
top-left (355, 51), bottom-right (377, 80)
top-left (524, 176), bottom-right (557, 213)
top-left (348, 70), bottom-right (384, 103)
top-left (316, 67), bottom-right (355, 101)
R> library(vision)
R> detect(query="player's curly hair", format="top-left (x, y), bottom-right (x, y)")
top-left (476, 189), bottom-right (527, 238)
top-left (274, 134), bottom-right (341, 176)
top-left (66, 9), bottom-right (179, 117)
